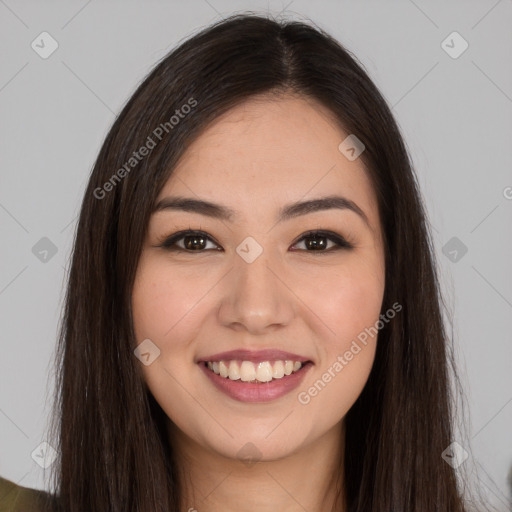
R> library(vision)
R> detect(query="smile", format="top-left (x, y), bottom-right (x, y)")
top-left (199, 359), bottom-right (313, 403)
top-left (205, 359), bottom-right (304, 383)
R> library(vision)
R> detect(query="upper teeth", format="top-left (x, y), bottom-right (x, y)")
top-left (206, 360), bottom-right (304, 382)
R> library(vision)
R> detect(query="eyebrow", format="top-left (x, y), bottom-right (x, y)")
top-left (152, 194), bottom-right (370, 227)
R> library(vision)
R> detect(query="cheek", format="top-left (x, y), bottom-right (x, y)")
top-left (132, 259), bottom-right (209, 343)
top-left (296, 257), bottom-right (385, 348)
top-left (131, 260), bottom-right (209, 428)
top-left (131, 258), bottom-right (220, 402)
top-left (296, 267), bottom-right (382, 422)
top-left (294, 257), bottom-right (384, 406)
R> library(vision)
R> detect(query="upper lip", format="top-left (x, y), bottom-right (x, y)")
top-left (197, 349), bottom-right (312, 364)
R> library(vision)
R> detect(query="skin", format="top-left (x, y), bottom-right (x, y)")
top-left (131, 93), bottom-right (386, 511)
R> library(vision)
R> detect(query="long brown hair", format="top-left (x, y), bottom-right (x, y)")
top-left (45, 13), bottom-right (475, 511)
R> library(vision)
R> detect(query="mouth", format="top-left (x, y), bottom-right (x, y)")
top-left (197, 349), bottom-right (313, 402)
top-left (202, 359), bottom-right (310, 383)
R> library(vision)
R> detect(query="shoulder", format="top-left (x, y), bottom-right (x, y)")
top-left (0, 475), bottom-right (57, 512)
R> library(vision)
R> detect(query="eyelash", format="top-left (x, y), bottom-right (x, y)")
top-left (156, 229), bottom-right (354, 253)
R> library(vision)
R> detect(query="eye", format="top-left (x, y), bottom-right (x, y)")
top-left (290, 230), bottom-right (353, 252)
top-left (158, 230), bottom-right (222, 252)
top-left (157, 229), bottom-right (353, 253)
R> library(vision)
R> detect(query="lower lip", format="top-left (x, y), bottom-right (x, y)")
top-left (199, 362), bottom-right (313, 403)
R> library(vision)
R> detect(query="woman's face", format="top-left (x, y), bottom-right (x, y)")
top-left (132, 94), bottom-right (385, 462)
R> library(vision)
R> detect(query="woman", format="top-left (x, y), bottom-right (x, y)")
top-left (1, 13), bottom-right (479, 512)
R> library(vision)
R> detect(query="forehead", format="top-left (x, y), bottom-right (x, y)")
top-left (158, 94), bottom-right (380, 231)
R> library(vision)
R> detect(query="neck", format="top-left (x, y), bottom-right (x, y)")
top-left (168, 420), bottom-right (346, 512)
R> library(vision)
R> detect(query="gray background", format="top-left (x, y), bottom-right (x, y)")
top-left (0, 0), bottom-right (511, 509)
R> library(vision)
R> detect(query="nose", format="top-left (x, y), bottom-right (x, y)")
top-left (217, 246), bottom-right (295, 335)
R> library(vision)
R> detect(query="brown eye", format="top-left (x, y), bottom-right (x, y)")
top-left (290, 231), bottom-right (353, 252)
top-left (159, 230), bottom-right (221, 252)
top-left (182, 233), bottom-right (208, 251)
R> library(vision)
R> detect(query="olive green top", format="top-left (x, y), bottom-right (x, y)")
top-left (0, 476), bottom-right (56, 511)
